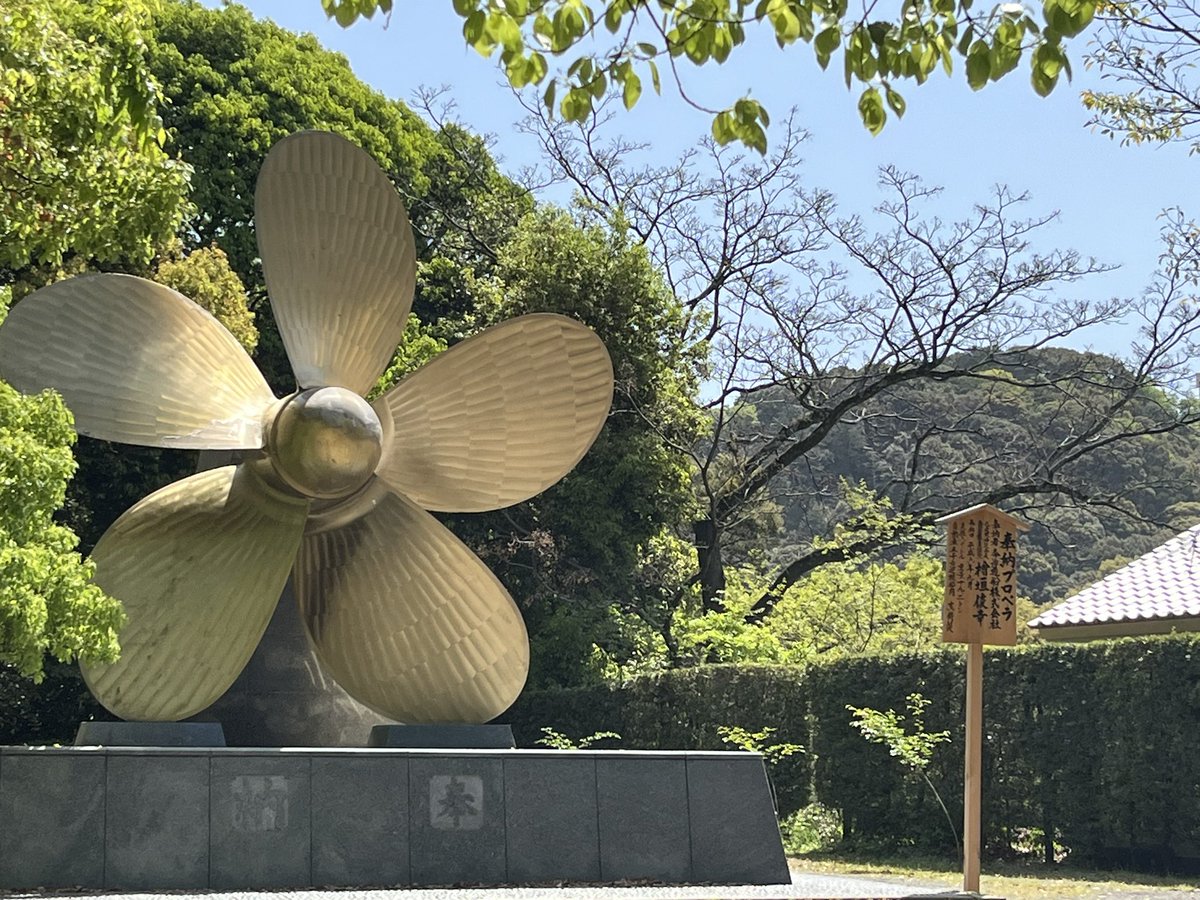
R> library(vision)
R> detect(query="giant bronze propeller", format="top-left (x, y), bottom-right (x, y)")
top-left (0, 131), bottom-right (613, 725)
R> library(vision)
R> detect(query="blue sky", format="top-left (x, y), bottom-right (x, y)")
top-left (215, 1), bottom-right (1194, 357)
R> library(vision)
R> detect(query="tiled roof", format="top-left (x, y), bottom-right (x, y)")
top-left (1029, 523), bottom-right (1200, 630)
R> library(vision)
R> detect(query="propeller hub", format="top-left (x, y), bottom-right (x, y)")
top-left (267, 387), bottom-right (383, 499)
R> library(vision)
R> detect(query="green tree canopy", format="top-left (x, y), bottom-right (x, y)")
top-left (321, 0), bottom-right (1097, 146)
top-left (0, 0), bottom-right (190, 273)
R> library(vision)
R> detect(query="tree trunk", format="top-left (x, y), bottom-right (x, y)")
top-left (693, 518), bottom-right (727, 612)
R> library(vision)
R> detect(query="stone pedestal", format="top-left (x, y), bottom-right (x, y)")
top-left (368, 724), bottom-right (514, 749)
top-left (75, 721), bottom-right (225, 747)
top-left (0, 746), bottom-right (790, 889)
top-left (188, 580), bottom-right (391, 747)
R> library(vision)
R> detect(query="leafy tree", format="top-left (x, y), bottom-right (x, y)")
top-left (0, 0), bottom-right (190, 275)
top-left (444, 207), bottom-right (704, 685)
top-left (320, 0), bottom-right (1097, 145)
top-left (1083, 0), bottom-right (1200, 150)
top-left (0, 379), bottom-right (123, 680)
top-left (526, 116), bottom-right (1200, 624)
top-left (849, 692), bottom-right (958, 848)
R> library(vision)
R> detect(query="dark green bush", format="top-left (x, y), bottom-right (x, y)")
top-left (0, 661), bottom-right (107, 745)
top-left (500, 635), bottom-right (1200, 870)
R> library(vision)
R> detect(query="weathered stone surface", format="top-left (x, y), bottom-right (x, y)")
top-left (596, 754), bottom-right (691, 882)
top-left (105, 753), bottom-right (209, 889)
top-left (504, 753), bottom-right (601, 882)
top-left (0, 747), bottom-right (789, 889)
top-left (209, 754), bottom-right (311, 888)
top-left (0, 751), bottom-right (105, 889)
top-left (312, 755), bottom-right (408, 886)
top-left (368, 724), bottom-right (515, 749)
top-left (409, 755), bottom-right (506, 885)
top-left (687, 754), bottom-right (790, 884)
top-left (76, 721), bottom-right (226, 747)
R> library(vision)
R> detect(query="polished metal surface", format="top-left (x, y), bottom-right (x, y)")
top-left (81, 465), bottom-right (310, 722)
top-left (296, 479), bottom-right (530, 724)
top-left (0, 274), bottom-right (274, 449)
top-left (256, 130), bottom-right (416, 396)
top-left (267, 387), bottom-right (384, 499)
top-left (373, 313), bottom-right (614, 512)
top-left (1, 130), bottom-right (614, 733)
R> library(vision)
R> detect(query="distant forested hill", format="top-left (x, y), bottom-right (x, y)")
top-left (742, 346), bottom-right (1200, 603)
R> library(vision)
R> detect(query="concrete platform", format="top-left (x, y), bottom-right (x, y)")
top-left (0, 746), bottom-right (789, 890)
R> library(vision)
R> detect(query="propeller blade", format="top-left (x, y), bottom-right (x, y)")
top-left (81, 465), bottom-right (310, 722)
top-left (296, 479), bottom-right (529, 724)
top-left (0, 274), bottom-right (275, 449)
top-left (373, 314), bottom-right (613, 512)
top-left (256, 131), bottom-right (416, 396)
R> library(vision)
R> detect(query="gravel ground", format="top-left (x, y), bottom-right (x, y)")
top-left (5, 870), bottom-right (1199, 900)
top-left (0, 870), bottom-right (952, 900)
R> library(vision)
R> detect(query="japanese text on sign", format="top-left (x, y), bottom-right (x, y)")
top-left (939, 505), bottom-right (1023, 645)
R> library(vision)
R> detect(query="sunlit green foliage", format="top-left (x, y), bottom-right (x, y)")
top-left (849, 691), bottom-right (958, 848)
top-left (1083, 0), bottom-right (1200, 151)
top-left (323, 0), bottom-right (1097, 146)
top-left (0, 0), bottom-right (190, 270)
top-left (155, 242), bottom-right (258, 354)
top-left (0, 381), bottom-right (123, 680)
top-left (370, 315), bottom-right (451, 398)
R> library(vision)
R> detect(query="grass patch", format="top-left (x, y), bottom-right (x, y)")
top-left (791, 851), bottom-right (1200, 898)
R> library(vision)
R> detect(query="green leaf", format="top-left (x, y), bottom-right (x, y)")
top-left (623, 71), bottom-right (642, 108)
top-left (885, 85), bottom-right (906, 117)
top-left (1043, 0), bottom-right (1095, 36)
top-left (589, 70), bottom-right (607, 99)
top-left (529, 51), bottom-right (548, 83)
top-left (847, 26), bottom-right (878, 80)
top-left (857, 85), bottom-right (886, 134)
top-left (815, 26), bottom-right (840, 69)
top-left (966, 39), bottom-right (990, 88)
top-left (712, 109), bottom-right (736, 144)
top-left (770, 5), bottom-right (803, 44)
top-left (649, 58), bottom-right (662, 93)
top-left (604, 2), bottom-right (623, 32)
top-left (463, 10), bottom-right (487, 47)
top-left (713, 26), bottom-right (734, 63)
top-left (1030, 42), bottom-right (1062, 96)
top-left (560, 86), bottom-right (592, 121)
top-left (506, 54), bottom-right (530, 86)
top-left (488, 12), bottom-right (524, 52)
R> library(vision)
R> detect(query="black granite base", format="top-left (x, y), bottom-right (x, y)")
top-left (368, 724), bottom-right (515, 749)
top-left (0, 747), bottom-right (789, 889)
top-left (75, 721), bottom-right (226, 747)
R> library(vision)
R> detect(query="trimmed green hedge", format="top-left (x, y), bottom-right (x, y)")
top-left (501, 636), bottom-right (1200, 870)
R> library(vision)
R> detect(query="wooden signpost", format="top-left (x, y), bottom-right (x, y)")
top-left (936, 503), bottom-right (1029, 894)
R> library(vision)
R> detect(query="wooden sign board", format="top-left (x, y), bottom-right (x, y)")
top-left (936, 503), bottom-right (1029, 646)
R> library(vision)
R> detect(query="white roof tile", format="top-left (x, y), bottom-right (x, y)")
top-left (1028, 523), bottom-right (1200, 630)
